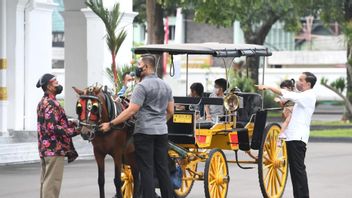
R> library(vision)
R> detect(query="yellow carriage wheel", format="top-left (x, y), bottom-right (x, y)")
top-left (174, 161), bottom-right (198, 198)
top-left (121, 165), bottom-right (134, 198)
top-left (204, 149), bottom-right (229, 198)
top-left (258, 123), bottom-right (288, 198)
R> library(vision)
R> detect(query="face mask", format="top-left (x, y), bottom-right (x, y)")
top-left (135, 66), bottom-right (145, 78)
top-left (126, 81), bottom-right (134, 88)
top-left (55, 85), bottom-right (63, 95)
top-left (214, 88), bottom-right (220, 95)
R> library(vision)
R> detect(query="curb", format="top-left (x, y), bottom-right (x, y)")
top-left (0, 154), bottom-right (95, 166)
top-left (309, 137), bottom-right (352, 143)
top-left (311, 125), bottom-right (352, 130)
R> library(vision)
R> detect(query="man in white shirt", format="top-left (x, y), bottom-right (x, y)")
top-left (256, 72), bottom-right (317, 198)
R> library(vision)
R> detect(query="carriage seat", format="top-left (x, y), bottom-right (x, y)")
top-left (235, 92), bottom-right (262, 123)
top-left (195, 120), bottom-right (213, 129)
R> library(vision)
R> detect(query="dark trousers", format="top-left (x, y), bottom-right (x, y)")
top-left (134, 133), bottom-right (174, 198)
top-left (286, 141), bottom-right (309, 198)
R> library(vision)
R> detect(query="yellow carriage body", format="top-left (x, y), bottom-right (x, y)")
top-left (128, 43), bottom-right (288, 198)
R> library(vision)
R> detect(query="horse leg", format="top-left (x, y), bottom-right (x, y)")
top-left (95, 152), bottom-right (106, 198)
top-left (113, 154), bottom-right (123, 198)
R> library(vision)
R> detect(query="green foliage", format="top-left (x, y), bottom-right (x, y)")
top-left (106, 64), bottom-right (137, 93)
top-left (310, 129), bottom-right (352, 137)
top-left (331, 77), bottom-right (346, 93)
top-left (86, 0), bottom-right (127, 93)
top-left (228, 69), bottom-right (278, 108)
top-left (311, 121), bottom-right (352, 126)
top-left (133, 0), bottom-right (188, 24)
top-left (228, 69), bottom-right (255, 92)
top-left (321, 77), bottom-right (346, 93)
top-left (319, 1), bottom-right (352, 121)
top-left (86, 0), bottom-right (127, 56)
top-left (263, 92), bottom-right (280, 108)
top-left (188, 0), bottom-right (308, 35)
top-left (320, 77), bottom-right (328, 85)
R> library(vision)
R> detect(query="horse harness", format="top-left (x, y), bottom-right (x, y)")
top-left (76, 88), bottom-right (130, 141)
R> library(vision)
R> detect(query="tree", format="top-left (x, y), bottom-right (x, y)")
top-left (134, 0), bottom-right (181, 77)
top-left (86, 0), bottom-right (127, 94)
top-left (185, 0), bottom-right (310, 84)
top-left (321, 77), bottom-right (352, 120)
top-left (319, 0), bottom-right (352, 121)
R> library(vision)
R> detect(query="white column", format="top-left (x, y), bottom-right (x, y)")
top-left (24, 0), bottom-right (57, 130)
top-left (233, 21), bottom-right (245, 44)
top-left (63, 1), bottom-right (136, 117)
top-left (62, 0), bottom-right (88, 117)
top-left (174, 8), bottom-right (184, 44)
top-left (81, 8), bottom-right (106, 86)
top-left (114, 0), bottom-right (137, 66)
top-left (0, 0), bottom-right (9, 136)
top-left (6, 0), bottom-right (27, 131)
top-left (114, 11), bottom-right (138, 67)
top-left (62, 8), bottom-right (102, 117)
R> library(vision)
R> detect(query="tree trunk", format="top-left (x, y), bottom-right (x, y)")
top-left (242, 15), bottom-right (279, 84)
top-left (146, 0), bottom-right (164, 78)
top-left (344, 1), bottom-right (352, 121)
top-left (345, 44), bottom-right (352, 121)
top-left (244, 34), bottom-right (267, 84)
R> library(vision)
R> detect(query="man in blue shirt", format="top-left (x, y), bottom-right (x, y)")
top-left (117, 72), bottom-right (133, 96)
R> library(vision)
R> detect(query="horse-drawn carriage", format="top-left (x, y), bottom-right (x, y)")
top-left (74, 43), bottom-right (288, 198)
top-left (120, 43), bottom-right (288, 198)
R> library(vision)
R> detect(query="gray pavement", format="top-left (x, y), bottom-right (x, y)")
top-left (0, 142), bottom-right (351, 198)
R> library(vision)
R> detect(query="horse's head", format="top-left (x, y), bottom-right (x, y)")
top-left (73, 86), bottom-right (107, 140)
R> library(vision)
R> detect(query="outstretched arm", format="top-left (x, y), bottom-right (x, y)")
top-left (99, 103), bottom-right (140, 132)
top-left (255, 85), bottom-right (283, 96)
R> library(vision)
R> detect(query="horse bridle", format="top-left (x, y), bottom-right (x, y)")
top-left (77, 94), bottom-right (103, 141)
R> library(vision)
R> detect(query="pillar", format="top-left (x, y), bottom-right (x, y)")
top-left (0, 0), bottom-right (8, 136)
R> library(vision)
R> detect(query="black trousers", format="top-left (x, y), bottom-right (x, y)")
top-left (134, 133), bottom-right (174, 198)
top-left (286, 141), bottom-right (309, 198)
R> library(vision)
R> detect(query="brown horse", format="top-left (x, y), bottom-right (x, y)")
top-left (73, 85), bottom-right (139, 198)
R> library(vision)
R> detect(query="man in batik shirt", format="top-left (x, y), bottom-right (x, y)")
top-left (36, 73), bottom-right (80, 198)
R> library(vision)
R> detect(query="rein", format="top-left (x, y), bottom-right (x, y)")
top-left (77, 90), bottom-right (127, 141)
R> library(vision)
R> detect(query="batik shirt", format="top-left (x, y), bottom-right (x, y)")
top-left (37, 93), bottom-right (79, 162)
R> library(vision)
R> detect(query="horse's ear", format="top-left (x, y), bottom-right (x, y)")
top-left (95, 86), bottom-right (103, 94)
top-left (72, 86), bottom-right (84, 95)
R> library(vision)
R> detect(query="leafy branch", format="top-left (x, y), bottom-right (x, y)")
top-left (86, 0), bottom-right (127, 94)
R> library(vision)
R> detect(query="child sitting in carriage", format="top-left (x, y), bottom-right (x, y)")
top-left (274, 79), bottom-right (295, 146)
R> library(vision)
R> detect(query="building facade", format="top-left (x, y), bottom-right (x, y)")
top-left (0, 0), bottom-right (136, 134)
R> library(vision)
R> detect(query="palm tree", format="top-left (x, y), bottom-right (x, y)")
top-left (86, 0), bottom-right (127, 94)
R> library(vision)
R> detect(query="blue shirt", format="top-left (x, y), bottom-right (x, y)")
top-left (117, 85), bottom-right (127, 96)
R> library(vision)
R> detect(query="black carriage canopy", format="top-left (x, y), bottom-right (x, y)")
top-left (133, 43), bottom-right (272, 57)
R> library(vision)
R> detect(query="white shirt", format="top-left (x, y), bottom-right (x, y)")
top-left (281, 89), bottom-right (316, 144)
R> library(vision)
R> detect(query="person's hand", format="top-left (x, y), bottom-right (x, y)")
top-left (274, 97), bottom-right (281, 103)
top-left (255, 85), bottom-right (267, 91)
top-left (99, 122), bottom-right (111, 133)
top-left (68, 118), bottom-right (79, 127)
top-left (206, 115), bottom-right (212, 121)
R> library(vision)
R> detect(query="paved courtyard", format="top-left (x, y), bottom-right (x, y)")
top-left (0, 142), bottom-right (351, 198)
